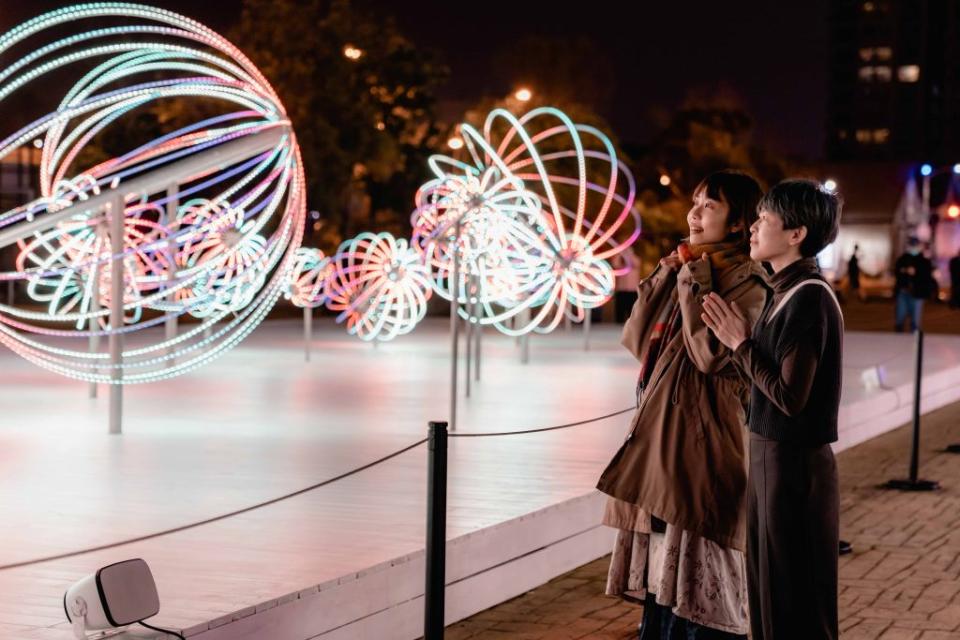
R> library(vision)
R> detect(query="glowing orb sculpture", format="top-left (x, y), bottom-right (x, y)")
top-left (324, 232), bottom-right (433, 342)
top-left (284, 247), bottom-right (332, 309)
top-left (411, 163), bottom-right (543, 313)
top-left (412, 107), bottom-right (639, 336)
top-left (0, 3), bottom-right (305, 384)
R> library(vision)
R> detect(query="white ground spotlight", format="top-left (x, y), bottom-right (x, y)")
top-left (63, 558), bottom-right (176, 639)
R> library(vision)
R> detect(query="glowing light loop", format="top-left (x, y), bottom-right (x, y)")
top-left (0, 3), bottom-right (306, 383)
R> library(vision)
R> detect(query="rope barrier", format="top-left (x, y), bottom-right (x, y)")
top-left (0, 436), bottom-right (428, 571)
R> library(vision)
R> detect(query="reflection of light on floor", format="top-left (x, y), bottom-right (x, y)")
top-left (0, 317), bottom-right (641, 631)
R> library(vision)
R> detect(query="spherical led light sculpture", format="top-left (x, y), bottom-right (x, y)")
top-left (284, 247), bottom-right (332, 309)
top-left (0, 3), bottom-right (306, 384)
top-left (324, 232), bottom-right (433, 342)
top-left (412, 107), bottom-right (639, 336)
top-left (411, 161), bottom-right (544, 315)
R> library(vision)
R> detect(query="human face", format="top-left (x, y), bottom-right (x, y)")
top-left (687, 188), bottom-right (731, 245)
top-left (749, 208), bottom-right (805, 272)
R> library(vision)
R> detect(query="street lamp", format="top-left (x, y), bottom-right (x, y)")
top-left (659, 174), bottom-right (671, 187)
top-left (514, 87), bottom-right (532, 102)
top-left (823, 178), bottom-right (837, 193)
top-left (343, 45), bottom-right (363, 61)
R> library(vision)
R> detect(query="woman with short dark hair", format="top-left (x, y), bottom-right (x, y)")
top-left (703, 178), bottom-right (844, 640)
top-left (597, 170), bottom-right (771, 639)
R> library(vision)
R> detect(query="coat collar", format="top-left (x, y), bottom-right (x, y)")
top-left (769, 257), bottom-right (821, 295)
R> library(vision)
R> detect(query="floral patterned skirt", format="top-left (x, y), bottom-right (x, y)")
top-left (603, 499), bottom-right (749, 635)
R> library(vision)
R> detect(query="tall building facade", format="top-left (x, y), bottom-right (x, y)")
top-left (827, 0), bottom-right (960, 163)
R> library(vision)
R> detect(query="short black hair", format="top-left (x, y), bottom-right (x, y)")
top-left (758, 179), bottom-right (842, 257)
top-left (693, 170), bottom-right (763, 247)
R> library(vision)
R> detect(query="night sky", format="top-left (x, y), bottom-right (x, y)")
top-left (0, 0), bottom-right (830, 159)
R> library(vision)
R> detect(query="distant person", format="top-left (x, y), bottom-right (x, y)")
top-left (847, 244), bottom-right (864, 302)
top-left (893, 237), bottom-right (934, 332)
top-left (950, 249), bottom-right (960, 309)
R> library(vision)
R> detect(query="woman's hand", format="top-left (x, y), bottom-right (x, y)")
top-left (701, 292), bottom-right (750, 350)
top-left (660, 251), bottom-right (683, 271)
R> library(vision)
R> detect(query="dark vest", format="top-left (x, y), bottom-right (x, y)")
top-left (748, 276), bottom-right (843, 446)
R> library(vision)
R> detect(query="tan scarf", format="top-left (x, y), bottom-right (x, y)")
top-left (635, 238), bottom-right (749, 396)
top-left (686, 237), bottom-right (751, 281)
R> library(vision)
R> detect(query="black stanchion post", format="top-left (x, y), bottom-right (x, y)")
top-left (424, 421), bottom-right (448, 639)
top-left (883, 330), bottom-right (940, 491)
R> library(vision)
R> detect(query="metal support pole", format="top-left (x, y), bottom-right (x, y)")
top-left (883, 330), bottom-right (939, 491)
top-left (448, 221), bottom-right (461, 432)
top-left (163, 184), bottom-right (178, 361)
top-left (465, 293), bottom-right (472, 399)
top-left (88, 258), bottom-right (101, 399)
top-left (584, 309), bottom-right (592, 352)
top-left (108, 195), bottom-right (124, 435)
top-left (474, 293), bottom-right (482, 383)
top-left (520, 308), bottom-right (530, 364)
top-left (424, 420), bottom-right (448, 639)
top-left (304, 306), bottom-right (312, 362)
top-left (909, 330), bottom-right (924, 482)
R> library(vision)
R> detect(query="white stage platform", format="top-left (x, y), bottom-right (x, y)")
top-left (1, 319), bottom-right (958, 640)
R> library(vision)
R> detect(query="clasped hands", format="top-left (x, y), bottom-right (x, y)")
top-left (702, 293), bottom-right (749, 351)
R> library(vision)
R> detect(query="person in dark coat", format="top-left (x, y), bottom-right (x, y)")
top-left (949, 249), bottom-right (960, 309)
top-left (702, 179), bottom-right (843, 640)
top-left (893, 237), bottom-right (934, 332)
top-left (847, 244), bottom-right (864, 302)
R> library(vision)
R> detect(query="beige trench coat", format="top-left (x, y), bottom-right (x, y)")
top-left (596, 256), bottom-right (770, 551)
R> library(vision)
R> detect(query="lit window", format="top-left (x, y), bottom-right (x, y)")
top-left (855, 129), bottom-right (872, 143)
top-left (875, 47), bottom-right (892, 60)
top-left (874, 66), bottom-right (892, 82)
top-left (863, 1), bottom-right (875, 11)
top-left (873, 129), bottom-right (890, 143)
top-left (859, 66), bottom-right (874, 81)
top-left (898, 65), bottom-right (920, 82)
top-left (838, 130), bottom-right (848, 140)
top-left (859, 48), bottom-right (873, 62)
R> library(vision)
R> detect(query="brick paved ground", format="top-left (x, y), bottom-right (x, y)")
top-left (443, 398), bottom-right (960, 639)
top-left (839, 298), bottom-right (959, 335)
